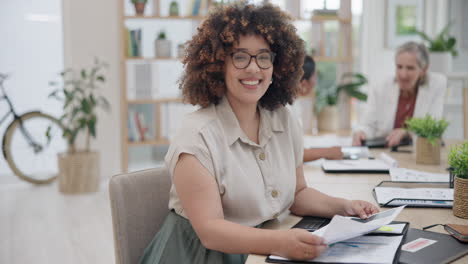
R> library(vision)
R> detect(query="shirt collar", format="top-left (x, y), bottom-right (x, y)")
top-left (216, 96), bottom-right (285, 147)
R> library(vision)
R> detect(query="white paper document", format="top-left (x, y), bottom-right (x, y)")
top-left (312, 206), bottom-right (405, 244)
top-left (374, 187), bottom-right (454, 204)
top-left (390, 168), bottom-right (450, 182)
top-left (322, 159), bottom-right (391, 172)
top-left (269, 234), bottom-right (403, 264)
top-left (379, 152), bottom-right (399, 168)
top-left (342, 146), bottom-right (370, 159)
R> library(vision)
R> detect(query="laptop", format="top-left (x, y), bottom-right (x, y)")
top-left (292, 216), bottom-right (331, 231)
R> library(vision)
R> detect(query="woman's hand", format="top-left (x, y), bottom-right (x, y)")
top-left (386, 128), bottom-right (408, 147)
top-left (274, 229), bottom-right (327, 260)
top-left (343, 200), bottom-right (380, 219)
top-left (324, 146), bottom-right (343, 160)
top-left (352, 131), bottom-right (366, 146)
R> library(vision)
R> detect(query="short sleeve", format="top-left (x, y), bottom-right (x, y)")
top-left (164, 131), bottom-right (215, 180)
top-left (286, 108), bottom-right (304, 168)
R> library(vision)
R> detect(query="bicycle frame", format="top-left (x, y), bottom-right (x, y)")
top-left (0, 77), bottom-right (43, 153)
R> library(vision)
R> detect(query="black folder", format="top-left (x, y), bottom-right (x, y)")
top-left (265, 216), bottom-right (409, 264)
top-left (399, 228), bottom-right (468, 264)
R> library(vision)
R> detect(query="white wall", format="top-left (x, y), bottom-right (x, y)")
top-left (0, 0), bottom-right (64, 178)
top-left (62, 0), bottom-right (121, 178)
top-left (360, 0), bottom-right (449, 87)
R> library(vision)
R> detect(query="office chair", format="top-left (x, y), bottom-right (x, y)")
top-left (109, 167), bottom-right (171, 264)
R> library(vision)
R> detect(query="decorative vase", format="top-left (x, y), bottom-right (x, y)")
top-left (429, 52), bottom-right (452, 74)
top-left (134, 2), bottom-right (146, 15)
top-left (453, 176), bottom-right (468, 219)
top-left (317, 105), bottom-right (339, 132)
top-left (58, 151), bottom-right (100, 194)
top-left (415, 137), bottom-right (440, 165)
top-left (177, 43), bottom-right (185, 58)
top-left (155, 39), bottom-right (171, 58)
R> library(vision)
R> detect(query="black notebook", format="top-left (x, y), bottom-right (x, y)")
top-left (399, 228), bottom-right (468, 264)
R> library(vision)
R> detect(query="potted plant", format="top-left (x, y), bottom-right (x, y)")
top-left (315, 72), bottom-right (367, 132)
top-left (49, 58), bottom-right (110, 194)
top-left (449, 142), bottom-right (468, 219)
top-left (415, 22), bottom-right (458, 73)
top-left (154, 30), bottom-right (171, 58)
top-left (405, 115), bottom-right (449, 165)
top-left (131, 0), bottom-right (147, 16)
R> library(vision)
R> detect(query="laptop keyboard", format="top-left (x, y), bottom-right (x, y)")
top-left (292, 216), bottom-right (331, 231)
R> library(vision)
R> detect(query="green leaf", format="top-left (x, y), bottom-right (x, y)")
top-left (405, 115), bottom-right (449, 145)
top-left (81, 69), bottom-right (87, 79)
top-left (448, 142), bottom-right (468, 179)
top-left (81, 98), bottom-right (91, 114)
top-left (96, 75), bottom-right (105, 82)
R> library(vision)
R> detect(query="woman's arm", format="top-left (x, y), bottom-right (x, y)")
top-left (303, 147), bottom-right (343, 162)
top-left (174, 153), bottom-right (326, 259)
top-left (290, 166), bottom-right (379, 218)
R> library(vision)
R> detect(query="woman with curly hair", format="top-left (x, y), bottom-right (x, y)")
top-left (140, 2), bottom-right (378, 263)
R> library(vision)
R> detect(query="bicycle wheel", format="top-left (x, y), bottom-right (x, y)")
top-left (2, 111), bottom-right (66, 184)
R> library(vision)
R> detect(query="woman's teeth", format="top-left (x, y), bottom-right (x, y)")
top-left (241, 80), bottom-right (260, 85)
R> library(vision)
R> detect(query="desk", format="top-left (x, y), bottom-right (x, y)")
top-left (246, 141), bottom-right (468, 264)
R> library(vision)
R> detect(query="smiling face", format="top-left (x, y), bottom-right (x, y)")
top-left (395, 51), bottom-right (427, 92)
top-left (224, 34), bottom-right (274, 108)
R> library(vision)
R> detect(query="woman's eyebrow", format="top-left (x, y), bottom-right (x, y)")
top-left (232, 48), bottom-right (271, 52)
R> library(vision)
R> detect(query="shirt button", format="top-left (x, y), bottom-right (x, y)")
top-left (271, 190), bottom-right (278, 198)
top-left (259, 152), bottom-right (266, 160)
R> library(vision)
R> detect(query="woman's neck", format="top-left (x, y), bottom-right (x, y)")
top-left (226, 96), bottom-right (260, 143)
top-left (400, 83), bottom-right (419, 98)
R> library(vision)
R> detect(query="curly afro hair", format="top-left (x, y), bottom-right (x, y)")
top-left (179, 1), bottom-right (305, 110)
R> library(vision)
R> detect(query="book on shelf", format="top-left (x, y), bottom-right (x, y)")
top-left (127, 28), bottom-right (142, 57)
top-left (126, 61), bottom-right (153, 100)
top-left (127, 110), bottom-right (139, 141)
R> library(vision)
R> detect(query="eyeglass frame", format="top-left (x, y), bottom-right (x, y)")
top-left (229, 51), bottom-right (276, 70)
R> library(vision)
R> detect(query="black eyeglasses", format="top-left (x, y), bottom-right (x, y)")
top-left (230, 51), bottom-right (276, 70)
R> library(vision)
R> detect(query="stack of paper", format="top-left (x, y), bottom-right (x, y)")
top-left (390, 168), bottom-right (449, 182)
top-left (313, 206), bottom-right (405, 244)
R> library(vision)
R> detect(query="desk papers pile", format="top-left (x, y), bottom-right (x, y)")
top-left (313, 206), bottom-right (405, 244)
top-left (268, 206), bottom-right (405, 264)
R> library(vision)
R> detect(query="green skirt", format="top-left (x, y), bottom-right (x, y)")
top-left (140, 211), bottom-right (248, 264)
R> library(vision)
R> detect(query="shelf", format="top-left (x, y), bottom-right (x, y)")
top-left (125, 57), bottom-right (182, 62)
top-left (128, 98), bottom-right (182, 104)
top-left (314, 56), bottom-right (353, 63)
top-left (128, 138), bottom-right (170, 146)
top-left (125, 15), bottom-right (205, 20)
top-left (311, 15), bottom-right (351, 23)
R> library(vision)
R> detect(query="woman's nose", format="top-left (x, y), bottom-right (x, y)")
top-left (245, 58), bottom-right (261, 72)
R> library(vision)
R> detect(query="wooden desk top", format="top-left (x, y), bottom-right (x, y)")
top-left (246, 141), bottom-right (468, 264)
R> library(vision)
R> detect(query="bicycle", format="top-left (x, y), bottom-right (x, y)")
top-left (0, 73), bottom-right (65, 184)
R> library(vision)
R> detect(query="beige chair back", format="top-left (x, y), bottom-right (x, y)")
top-left (109, 167), bottom-right (171, 264)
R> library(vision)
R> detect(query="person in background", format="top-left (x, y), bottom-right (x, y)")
top-left (299, 55), bottom-right (343, 162)
top-left (352, 41), bottom-right (447, 147)
top-left (140, 2), bottom-right (379, 264)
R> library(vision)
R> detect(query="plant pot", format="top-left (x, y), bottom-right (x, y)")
top-left (58, 151), bottom-right (100, 194)
top-left (453, 176), bottom-right (468, 219)
top-left (134, 2), bottom-right (146, 15)
top-left (155, 39), bottom-right (171, 58)
top-left (415, 137), bottom-right (440, 165)
top-left (429, 52), bottom-right (452, 74)
top-left (317, 105), bottom-right (339, 132)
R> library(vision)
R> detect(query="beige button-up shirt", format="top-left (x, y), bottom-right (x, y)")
top-left (165, 96), bottom-right (304, 227)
